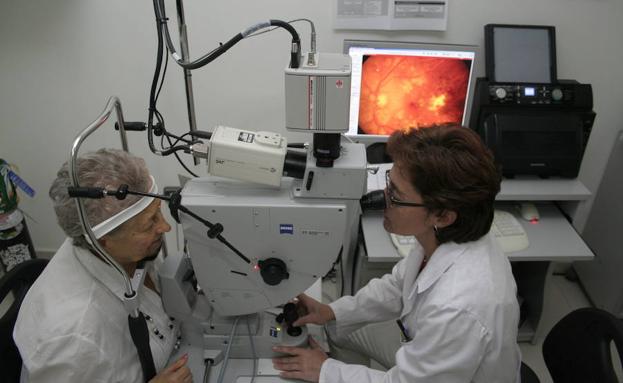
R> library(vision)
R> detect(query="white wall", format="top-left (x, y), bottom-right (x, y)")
top-left (1, 0), bottom-right (622, 253)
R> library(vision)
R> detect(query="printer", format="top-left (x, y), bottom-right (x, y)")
top-left (469, 78), bottom-right (595, 178)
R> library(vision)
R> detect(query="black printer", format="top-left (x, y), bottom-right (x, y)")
top-left (470, 24), bottom-right (596, 178)
top-left (469, 78), bottom-right (595, 178)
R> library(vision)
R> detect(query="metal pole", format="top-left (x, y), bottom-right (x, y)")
top-left (69, 97), bottom-right (135, 301)
top-left (176, 0), bottom-right (200, 165)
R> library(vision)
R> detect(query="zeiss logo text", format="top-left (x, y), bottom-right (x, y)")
top-left (280, 224), bottom-right (294, 235)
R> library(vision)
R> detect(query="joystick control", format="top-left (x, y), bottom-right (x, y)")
top-left (277, 302), bottom-right (302, 337)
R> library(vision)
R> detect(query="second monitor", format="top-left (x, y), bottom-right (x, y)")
top-left (343, 40), bottom-right (481, 143)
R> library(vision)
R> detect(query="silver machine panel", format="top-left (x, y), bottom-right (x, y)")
top-left (180, 178), bottom-right (348, 316)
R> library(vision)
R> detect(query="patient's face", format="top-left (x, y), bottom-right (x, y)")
top-left (101, 199), bottom-right (171, 269)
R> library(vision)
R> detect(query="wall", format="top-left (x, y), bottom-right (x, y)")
top-left (1, 0), bottom-right (622, 253)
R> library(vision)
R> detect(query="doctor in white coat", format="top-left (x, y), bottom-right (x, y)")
top-left (272, 125), bottom-right (521, 382)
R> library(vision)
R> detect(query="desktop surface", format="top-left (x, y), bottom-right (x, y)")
top-left (362, 203), bottom-right (593, 263)
top-left (386, 210), bottom-right (531, 256)
top-left (363, 164), bottom-right (593, 263)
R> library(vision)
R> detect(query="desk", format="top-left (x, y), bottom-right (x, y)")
top-left (360, 164), bottom-right (594, 343)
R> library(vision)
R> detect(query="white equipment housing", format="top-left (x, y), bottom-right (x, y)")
top-left (207, 126), bottom-right (287, 187)
top-left (159, 143), bottom-right (368, 360)
top-left (157, 51), bottom-right (366, 368)
top-left (285, 53), bottom-right (351, 133)
top-left (180, 177), bottom-right (347, 316)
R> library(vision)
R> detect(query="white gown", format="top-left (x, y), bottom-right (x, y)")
top-left (320, 233), bottom-right (521, 383)
top-left (13, 238), bottom-right (180, 383)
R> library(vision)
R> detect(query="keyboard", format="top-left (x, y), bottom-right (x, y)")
top-left (389, 233), bottom-right (416, 257)
top-left (492, 210), bottom-right (530, 253)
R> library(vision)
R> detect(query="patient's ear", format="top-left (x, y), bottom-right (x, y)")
top-left (98, 236), bottom-right (110, 251)
top-left (98, 230), bottom-right (121, 253)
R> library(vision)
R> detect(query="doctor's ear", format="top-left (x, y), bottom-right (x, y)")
top-left (434, 209), bottom-right (457, 229)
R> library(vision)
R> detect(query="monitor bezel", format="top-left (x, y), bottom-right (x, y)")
top-left (484, 24), bottom-right (557, 84)
top-left (343, 39), bottom-right (483, 144)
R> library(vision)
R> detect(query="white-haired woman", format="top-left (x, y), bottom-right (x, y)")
top-left (14, 149), bottom-right (192, 383)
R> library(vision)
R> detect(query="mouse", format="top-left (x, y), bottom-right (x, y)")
top-left (517, 202), bottom-right (539, 222)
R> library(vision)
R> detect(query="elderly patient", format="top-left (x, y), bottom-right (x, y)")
top-left (13, 149), bottom-right (192, 383)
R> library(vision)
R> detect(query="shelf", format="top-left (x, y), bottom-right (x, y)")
top-left (362, 202), bottom-right (594, 263)
top-left (497, 202), bottom-right (594, 262)
top-left (498, 177), bottom-right (591, 201)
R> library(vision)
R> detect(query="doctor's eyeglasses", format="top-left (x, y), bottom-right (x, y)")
top-left (385, 170), bottom-right (428, 208)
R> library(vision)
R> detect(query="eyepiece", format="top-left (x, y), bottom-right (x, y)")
top-left (360, 190), bottom-right (387, 211)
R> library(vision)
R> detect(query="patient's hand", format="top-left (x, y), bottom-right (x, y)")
top-left (149, 354), bottom-right (192, 383)
top-left (272, 336), bottom-right (328, 382)
top-left (293, 294), bottom-right (336, 327)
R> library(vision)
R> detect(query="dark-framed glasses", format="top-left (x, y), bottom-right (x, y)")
top-left (385, 170), bottom-right (428, 208)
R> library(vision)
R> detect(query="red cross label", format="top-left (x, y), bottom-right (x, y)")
top-left (335, 79), bottom-right (344, 88)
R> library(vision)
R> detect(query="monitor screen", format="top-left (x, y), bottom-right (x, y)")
top-left (343, 40), bottom-right (480, 143)
top-left (485, 24), bottom-right (556, 84)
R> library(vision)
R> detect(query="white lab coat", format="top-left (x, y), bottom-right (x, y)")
top-left (13, 238), bottom-right (179, 383)
top-left (320, 233), bottom-right (521, 383)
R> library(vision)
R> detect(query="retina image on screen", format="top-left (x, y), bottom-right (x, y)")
top-left (344, 40), bottom-right (478, 142)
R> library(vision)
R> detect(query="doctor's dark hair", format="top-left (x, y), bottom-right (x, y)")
top-left (387, 125), bottom-right (501, 244)
top-left (49, 149), bottom-right (151, 248)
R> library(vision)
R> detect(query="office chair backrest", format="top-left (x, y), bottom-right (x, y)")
top-left (542, 307), bottom-right (623, 383)
top-left (0, 259), bottom-right (49, 383)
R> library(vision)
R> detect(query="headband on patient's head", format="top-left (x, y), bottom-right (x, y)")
top-left (91, 175), bottom-right (158, 239)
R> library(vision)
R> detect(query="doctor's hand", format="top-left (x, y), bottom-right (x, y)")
top-left (292, 294), bottom-right (335, 327)
top-left (272, 336), bottom-right (328, 382)
top-left (149, 353), bottom-right (193, 383)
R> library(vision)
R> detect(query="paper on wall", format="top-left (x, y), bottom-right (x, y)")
top-left (334, 0), bottom-right (448, 31)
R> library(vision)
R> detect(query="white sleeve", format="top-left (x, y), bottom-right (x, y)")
top-left (22, 333), bottom-right (121, 383)
top-left (327, 256), bottom-right (408, 337)
top-left (320, 304), bottom-right (489, 383)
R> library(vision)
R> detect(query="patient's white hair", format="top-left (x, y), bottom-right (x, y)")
top-left (49, 148), bottom-right (150, 248)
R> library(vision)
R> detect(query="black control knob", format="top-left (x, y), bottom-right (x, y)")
top-left (258, 258), bottom-right (289, 286)
top-left (494, 87), bottom-right (507, 99)
top-left (282, 303), bottom-right (303, 337)
top-left (552, 88), bottom-right (563, 101)
top-left (283, 303), bottom-right (298, 323)
top-left (287, 325), bottom-right (303, 337)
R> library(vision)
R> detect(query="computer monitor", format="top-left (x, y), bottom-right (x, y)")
top-left (484, 24), bottom-right (557, 84)
top-left (343, 39), bottom-right (481, 143)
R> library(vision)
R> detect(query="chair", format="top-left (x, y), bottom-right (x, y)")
top-left (0, 259), bottom-right (49, 383)
top-left (520, 361), bottom-right (540, 383)
top-left (542, 307), bottom-right (623, 383)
